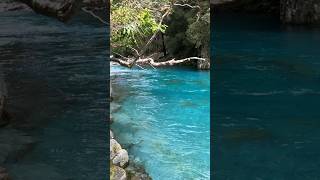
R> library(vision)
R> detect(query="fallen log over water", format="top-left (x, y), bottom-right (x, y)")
top-left (110, 55), bottom-right (209, 69)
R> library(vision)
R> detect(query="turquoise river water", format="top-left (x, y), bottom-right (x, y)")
top-left (111, 64), bottom-right (210, 180)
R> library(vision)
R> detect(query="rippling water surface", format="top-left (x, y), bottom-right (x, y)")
top-left (0, 11), bottom-right (108, 179)
top-left (213, 13), bottom-right (320, 179)
top-left (111, 65), bottom-right (210, 179)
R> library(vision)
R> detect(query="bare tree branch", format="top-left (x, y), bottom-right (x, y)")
top-left (81, 7), bottom-right (108, 24)
top-left (110, 55), bottom-right (206, 68)
top-left (173, 3), bottom-right (200, 9)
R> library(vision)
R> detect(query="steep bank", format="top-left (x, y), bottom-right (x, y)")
top-left (280, 0), bottom-right (320, 24)
top-left (212, 12), bottom-right (320, 180)
top-left (212, 0), bottom-right (320, 24)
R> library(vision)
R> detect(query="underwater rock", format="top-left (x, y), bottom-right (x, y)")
top-left (110, 164), bottom-right (127, 180)
top-left (126, 163), bottom-right (152, 180)
top-left (0, 167), bottom-right (11, 180)
top-left (112, 149), bottom-right (129, 168)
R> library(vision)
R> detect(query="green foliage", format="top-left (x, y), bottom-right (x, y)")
top-left (111, 0), bottom-right (210, 58)
top-left (186, 10), bottom-right (210, 49)
top-left (111, 0), bottom-right (168, 54)
top-left (165, 0), bottom-right (210, 58)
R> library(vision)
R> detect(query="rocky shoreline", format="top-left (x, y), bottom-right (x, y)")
top-left (110, 76), bottom-right (152, 180)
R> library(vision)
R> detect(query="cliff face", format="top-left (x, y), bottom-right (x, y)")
top-left (280, 0), bottom-right (320, 24)
top-left (212, 0), bottom-right (320, 24)
top-left (212, 0), bottom-right (279, 14)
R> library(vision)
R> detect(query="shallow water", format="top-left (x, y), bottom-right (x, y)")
top-left (111, 65), bottom-right (210, 180)
top-left (0, 11), bottom-right (108, 179)
top-left (212, 13), bottom-right (320, 179)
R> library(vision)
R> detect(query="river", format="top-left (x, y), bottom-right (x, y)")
top-left (212, 13), bottom-right (320, 179)
top-left (111, 64), bottom-right (210, 179)
top-left (0, 10), bottom-right (108, 180)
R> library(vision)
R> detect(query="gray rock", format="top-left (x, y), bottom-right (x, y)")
top-left (110, 139), bottom-right (122, 160)
top-left (197, 59), bottom-right (210, 70)
top-left (280, 0), bottom-right (320, 24)
top-left (112, 149), bottom-right (129, 167)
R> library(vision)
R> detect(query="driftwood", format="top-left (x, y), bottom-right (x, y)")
top-left (110, 55), bottom-right (206, 68)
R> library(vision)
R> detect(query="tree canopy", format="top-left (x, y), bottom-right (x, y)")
top-left (110, 0), bottom-right (210, 69)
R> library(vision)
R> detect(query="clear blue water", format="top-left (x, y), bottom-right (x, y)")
top-left (212, 13), bottom-right (320, 179)
top-left (111, 65), bottom-right (210, 179)
top-left (0, 11), bottom-right (108, 179)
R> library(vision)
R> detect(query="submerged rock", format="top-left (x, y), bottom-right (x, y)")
top-left (126, 162), bottom-right (152, 180)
